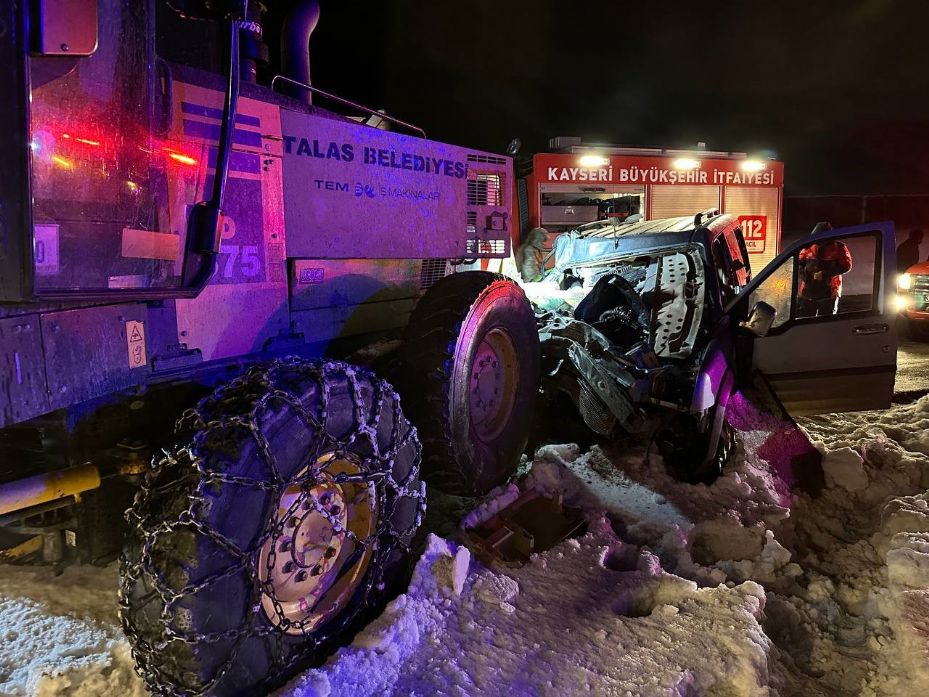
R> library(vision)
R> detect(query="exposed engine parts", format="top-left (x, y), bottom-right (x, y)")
top-left (533, 248), bottom-right (706, 439)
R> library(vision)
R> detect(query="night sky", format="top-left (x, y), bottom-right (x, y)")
top-left (310, 0), bottom-right (929, 196)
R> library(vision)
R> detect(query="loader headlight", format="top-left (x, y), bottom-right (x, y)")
top-left (893, 294), bottom-right (910, 312)
top-left (898, 273), bottom-right (912, 291)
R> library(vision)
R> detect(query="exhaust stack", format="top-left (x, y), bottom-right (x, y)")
top-left (281, 0), bottom-right (320, 104)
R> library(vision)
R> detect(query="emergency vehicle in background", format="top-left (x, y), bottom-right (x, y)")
top-left (898, 260), bottom-right (929, 338)
top-left (516, 137), bottom-right (784, 273)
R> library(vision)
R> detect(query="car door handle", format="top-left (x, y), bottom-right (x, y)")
top-left (854, 323), bottom-right (888, 335)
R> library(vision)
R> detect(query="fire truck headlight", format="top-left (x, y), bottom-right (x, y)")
top-left (893, 294), bottom-right (910, 312)
top-left (741, 159), bottom-right (766, 172)
top-left (673, 158), bottom-right (700, 170)
top-left (898, 273), bottom-right (912, 291)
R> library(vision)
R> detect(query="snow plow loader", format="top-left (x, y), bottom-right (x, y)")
top-left (0, 1), bottom-right (538, 694)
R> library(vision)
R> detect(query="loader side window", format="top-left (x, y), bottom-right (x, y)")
top-left (30, 0), bottom-right (199, 295)
top-left (29, 0), bottom-right (184, 293)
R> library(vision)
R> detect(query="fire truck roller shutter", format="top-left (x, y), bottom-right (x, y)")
top-left (649, 185), bottom-right (720, 219)
top-left (401, 272), bottom-right (540, 495)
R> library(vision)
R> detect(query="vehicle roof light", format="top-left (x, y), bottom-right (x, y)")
top-left (579, 154), bottom-right (609, 167)
top-left (673, 158), bottom-right (700, 170)
top-left (741, 159), bottom-right (766, 172)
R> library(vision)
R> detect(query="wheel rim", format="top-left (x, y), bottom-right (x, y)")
top-left (258, 452), bottom-right (377, 635)
top-left (468, 327), bottom-right (519, 442)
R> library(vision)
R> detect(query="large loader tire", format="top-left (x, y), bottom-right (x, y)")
top-left (403, 272), bottom-right (540, 496)
top-left (119, 359), bottom-right (424, 697)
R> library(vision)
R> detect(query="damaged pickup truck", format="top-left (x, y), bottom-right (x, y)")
top-left (525, 211), bottom-right (899, 482)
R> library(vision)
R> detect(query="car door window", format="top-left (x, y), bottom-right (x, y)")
top-left (712, 233), bottom-right (750, 305)
top-left (750, 232), bottom-right (880, 329)
top-left (725, 229), bottom-right (751, 286)
top-left (750, 256), bottom-right (795, 328)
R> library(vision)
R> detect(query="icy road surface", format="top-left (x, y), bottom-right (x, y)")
top-left (895, 338), bottom-right (929, 399)
top-left (1, 394), bottom-right (928, 696)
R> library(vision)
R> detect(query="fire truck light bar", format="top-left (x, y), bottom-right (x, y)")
top-left (673, 158), bottom-right (700, 170)
top-left (578, 154), bottom-right (609, 167)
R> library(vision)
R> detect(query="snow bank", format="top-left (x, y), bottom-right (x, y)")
top-left (282, 528), bottom-right (774, 697)
top-left (1, 393), bottom-right (928, 697)
top-left (284, 393), bottom-right (929, 697)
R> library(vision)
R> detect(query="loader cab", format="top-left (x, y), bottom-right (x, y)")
top-left (0, 0), bottom-right (234, 301)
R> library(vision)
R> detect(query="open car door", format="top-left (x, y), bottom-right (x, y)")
top-left (730, 222), bottom-right (897, 416)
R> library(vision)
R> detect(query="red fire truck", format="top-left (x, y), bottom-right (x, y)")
top-left (517, 137), bottom-right (785, 272)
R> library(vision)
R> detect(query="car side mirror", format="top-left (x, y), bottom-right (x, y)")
top-left (740, 301), bottom-right (776, 337)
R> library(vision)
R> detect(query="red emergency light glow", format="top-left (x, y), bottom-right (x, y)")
top-left (61, 133), bottom-right (102, 147)
top-left (167, 152), bottom-right (198, 166)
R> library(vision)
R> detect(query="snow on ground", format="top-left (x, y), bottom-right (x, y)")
top-left (1, 393), bottom-right (928, 696)
top-left (284, 393), bottom-right (929, 697)
top-left (0, 564), bottom-right (144, 697)
top-left (282, 530), bottom-right (773, 697)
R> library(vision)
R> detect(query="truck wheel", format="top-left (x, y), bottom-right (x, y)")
top-left (403, 271), bottom-right (540, 496)
top-left (707, 419), bottom-right (736, 478)
top-left (119, 359), bottom-right (424, 696)
top-left (657, 412), bottom-right (734, 484)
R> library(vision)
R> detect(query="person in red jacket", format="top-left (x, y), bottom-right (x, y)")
top-left (797, 222), bottom-right (853, 317)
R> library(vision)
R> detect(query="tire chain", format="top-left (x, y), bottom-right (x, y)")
top-left (119, 358), bottom-right (426, 696)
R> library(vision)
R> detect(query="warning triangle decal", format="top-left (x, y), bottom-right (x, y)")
top-left (129, 325), bottom-right (143, 342)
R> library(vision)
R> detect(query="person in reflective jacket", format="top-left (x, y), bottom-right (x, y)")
top-left (517, 227), bottom-right (549, 282)
top-left (797, 222), bottom-right (853, 317)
